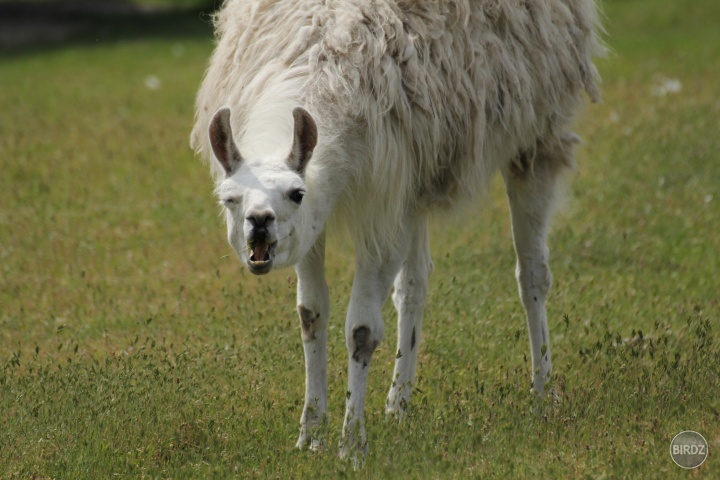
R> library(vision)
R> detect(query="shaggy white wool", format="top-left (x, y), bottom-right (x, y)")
top-left (191, 0), bottom-right (604, 259)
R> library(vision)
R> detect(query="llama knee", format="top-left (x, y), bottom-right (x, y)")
top-left (348, 325), bottom-right (381, 367)
top-left (516, 260), bottom-right (552, 303)
top-left (393, 259), bottom-right (431, 308)
top-left (392, 275), bottom-right (428, 310)
top-left (298, 305), bottom-right (324, 342)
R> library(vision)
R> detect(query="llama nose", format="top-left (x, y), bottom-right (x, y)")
top-left (246, 210), bottom-right (275, 228)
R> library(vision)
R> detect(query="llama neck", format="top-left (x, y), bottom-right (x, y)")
top-left (235, 67), bottom-right (306, 159)
top-left (238, 102), bottom-right (297, 159)
top-left (290, 141), bottom-right (345, 262)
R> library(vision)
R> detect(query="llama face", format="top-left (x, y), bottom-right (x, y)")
top-left (217, 161), bottom-right (307, 274)
top-left (209, 106), bottom-right (318, 275)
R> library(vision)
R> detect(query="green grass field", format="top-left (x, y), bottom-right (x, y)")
top-left (1, 0), bottom-right (718, 477)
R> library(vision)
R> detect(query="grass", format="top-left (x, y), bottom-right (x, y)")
top-left (1, 0), bottom-right (719, 477)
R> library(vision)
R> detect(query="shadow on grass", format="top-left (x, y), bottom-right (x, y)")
top-left (0, 0), bottom-right (219, 56)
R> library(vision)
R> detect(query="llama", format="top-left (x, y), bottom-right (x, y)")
top-left (191, 0), bottom-right (604, 461)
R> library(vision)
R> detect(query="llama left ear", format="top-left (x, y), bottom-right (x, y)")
top-left (288, 107), bottom-right (317, 175)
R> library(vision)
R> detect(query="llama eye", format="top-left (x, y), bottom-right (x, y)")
top-left (222, 197), bottom-right (238, 206)
top-left (289, 189), bottom-right (305, 205)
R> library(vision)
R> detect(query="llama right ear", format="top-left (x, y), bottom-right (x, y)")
top-left (209, 107), bottom-right (242, 176)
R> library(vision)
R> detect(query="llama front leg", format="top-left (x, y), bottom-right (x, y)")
top-left (504, 137), bottom-right (576, 396)
top-left (387, 218), bottom-right (432, 416)
top-left (294, 234), bottom-right (330, 451)
top-left (340, 251), bottom-right (404, 464)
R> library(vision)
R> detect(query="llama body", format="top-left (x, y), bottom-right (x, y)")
top-left (191, 0), bottom-right (603, 460)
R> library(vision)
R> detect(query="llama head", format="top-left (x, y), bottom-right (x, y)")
top-left (209, 106), bottom-right (318, 275)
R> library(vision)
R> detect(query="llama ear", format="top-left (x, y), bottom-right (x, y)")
top-left (288, 107), bottom-right (317, 175)
top-left (209, 107), bottom-right (243, 176)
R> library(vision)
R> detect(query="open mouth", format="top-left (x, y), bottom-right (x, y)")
top-left (247, 241), bottom-right (276, 274)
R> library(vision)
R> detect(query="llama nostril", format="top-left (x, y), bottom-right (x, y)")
top-left (247, 211), bottom-right (275, 228)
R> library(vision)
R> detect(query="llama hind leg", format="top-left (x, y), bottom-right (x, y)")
top-left (503, 133), bottom-right (578, 396)
top-left (386, 217), bottom-right (432, 416)
top-left (294, 234), bottom-right (330, 451)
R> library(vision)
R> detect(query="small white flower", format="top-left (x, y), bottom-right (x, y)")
top-left (145, 75), bottom-right (161, 90)
top-left (651, 77), bottom-right (682, 97)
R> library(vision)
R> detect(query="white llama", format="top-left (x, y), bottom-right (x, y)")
top-left (191, 0), bottom-right (604, 461)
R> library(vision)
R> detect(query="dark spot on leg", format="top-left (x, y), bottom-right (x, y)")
top-left (351, 326), bottom-right (378, 363)
top-left (298, 305), bottom-right (320, 342)
top-left (533, 296), bottom-right (537, 302)
top-left (352, 326), bottom-right (369, 361)
top-left (354, 326), bottom-right (368, 344)
top-left (411, 327), bottom-right (416, 351)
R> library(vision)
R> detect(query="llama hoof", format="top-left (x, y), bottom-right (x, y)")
top-left (385, 401), bottom-right (409, 421)
top-left (530, 386), bottom-right (560, 415)
top-left (339, 438), bottom-right (368, 469)
top-left (385, 405), bottom-right (405, 421)
top-left (386, 392), bottom-right (410, 420)
top-left (296, 428), bottom-right (326, 452)
top-left (295, 435), bottom-right (324, 452)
